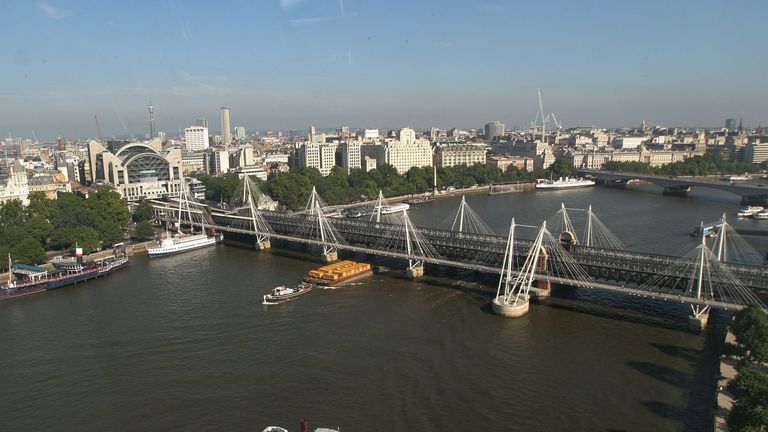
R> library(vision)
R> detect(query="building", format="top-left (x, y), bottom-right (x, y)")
top-left (181, 152), bottom-right (206, 175)
top-left (612, 137), bottom-right (647, 149)
top-left (185, 126), bottom-right (210, 151)
top-left (726, 118), bottom-right (738, 133)
top-left (86, 139), bottom-right (184, 201)
top-left (367, 132), bottom-right (433, 174)
top-left (487, 155), bottom-right (535, 172)
top-left (148, 102), bottom-right (156, 138)
top-left (485, 121), bottom-right (505, 141)
top-left (196, 118), bottom-right (208, 128)
top-left (337, 140), bottom-right (362, 173)
top-left (743, 142), bottom-right (768, 164)
top-left (567, 146), bottom-right (705, 169)
top-left (362, 156), bottom-right (377, 172)
top-left (207, 149), bottom-right (230, 175)
top-left (0, 159), bottom-right (30, 205)
top-left (235, 126), bottom-right (246, 141)
top-left (433, 144), bottom-right (487, 168)
top-left (233, 165), bottom-right (268, 181)
top-left (363, 129), bottom-right (380, 140)
top-left (220, 107), bottom-right (232, 146)
top-left (295, 142), bottom-right (338, 176)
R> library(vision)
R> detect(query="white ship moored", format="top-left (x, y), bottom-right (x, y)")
top-left (147, 233), bottom-right (223, 257)
top-left (378, 203), bottom-right (410, 214)
top-left (535, 177), bottom-right (595, 190)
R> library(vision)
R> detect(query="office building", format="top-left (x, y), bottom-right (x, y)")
top-left (235, 126), bottom-right (246, 141)
top-left (743, 142), bottom-right (768, 164)
top-left (433, 144), bottom-right (487, 168)
top-left (485, 121), bottom-right (505, 141)
top-left (220, 107), bottom-right (232, 146)
top-left (185, 126), bottom-right (210, 151)
top-left (208, 149), bottom-right (230, 175)
top-left (337, 140), bottom-right (362, 173)
top-left (725, 118), bottom-right (738, 133)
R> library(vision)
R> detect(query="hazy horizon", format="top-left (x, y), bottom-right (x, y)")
top-left (2, 0), bottom-right (767, 141)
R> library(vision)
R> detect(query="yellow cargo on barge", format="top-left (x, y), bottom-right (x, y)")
top-left (304, 260), bottom-right (373, 286)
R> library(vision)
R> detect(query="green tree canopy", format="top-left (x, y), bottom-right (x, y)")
top-left (134, 221), bottom-right (155, 240)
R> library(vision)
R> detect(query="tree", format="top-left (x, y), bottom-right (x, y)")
top-left (11, 236), bottom-right (47, 265)
top-left (27, 192), bottom-right (59, 221)
top-left (132, 200), bottom-right (154, 223)
top-left (134, 221), bottom-right (155, 240)
top-left (88, 189), bottom-right (130, 229)
top-left (0, 199), bottom-right (26, 229)
top-left (547, 158), bottom-right (578, 179)
top-left (732, 304), bottom-right (768, 362)
top-left (24, 215), bottom-right (54, 247)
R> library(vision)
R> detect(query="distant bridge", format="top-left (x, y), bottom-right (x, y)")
top-left (579, 169), bottom-right (768, 203)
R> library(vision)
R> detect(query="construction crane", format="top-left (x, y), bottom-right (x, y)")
top-left (93, 115), bottom-right (104, 146)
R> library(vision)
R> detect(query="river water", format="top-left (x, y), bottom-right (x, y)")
top-left (2, 184), bottom-right (765, 431)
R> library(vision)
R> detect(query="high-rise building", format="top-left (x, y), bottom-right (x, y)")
top-left (295, 142), bottom-right (338, 176)
top-left (725, 118), bottom-right (738, 133)
top-left (235, 126), bottom-right (246, 141)
top-left (485, 121), bottom-right (505, 141)
top-left (185, 126), bottom-right (210, 151)
top-left (208, 149), bottom-right (230, 175)
top-left (220, 107), bottom-right (232, 146)
top-left (338, 140), bottom-right (362, 173)
top-left (196, 118), bottom-right (208, 128)
top-left (148, 102), bottom-right (156, 138)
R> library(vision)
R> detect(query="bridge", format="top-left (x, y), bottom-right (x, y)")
top-left (150, 177), bottom-right (768, 328)
top-left (579, 169), bottom-right (768, 204)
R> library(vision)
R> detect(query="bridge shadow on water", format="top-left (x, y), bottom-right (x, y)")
top-left (632, 310), bottom-right (730, 431)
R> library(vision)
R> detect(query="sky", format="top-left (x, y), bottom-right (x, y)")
top-left (1, 0), bottom-right (767, 140)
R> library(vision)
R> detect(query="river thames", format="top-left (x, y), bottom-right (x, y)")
top-left (2, 184), bottom-right (765, 431)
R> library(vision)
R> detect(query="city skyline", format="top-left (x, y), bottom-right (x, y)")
top-left (2, 0), bottom-right (767, 140)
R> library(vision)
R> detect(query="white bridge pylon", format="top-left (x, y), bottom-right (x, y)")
top-left (548, 203), bottom-right (625, 249)
top-left (373, 208), bottom-right (441, 273)
top-left (493, 219), bottom-right (595, 318)
top-left (298, 186), bottom-right (345, 257)
top-left (638, 233), bottom-right (765, 317)
top-left (709, 213), bottom-right (766, 267)
top-left (450, 195), bottom-right (494, 235)
top-left (236, 175), bottom-right (273, 244)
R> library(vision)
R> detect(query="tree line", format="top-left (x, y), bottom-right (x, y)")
top-left (602, 154), bottom-right (763, 177)
top-left (726, 304), bottom-right (768, 431)
top-left (0, 190), bottom-right (133, 270)
top-left (196, 158), bottom-right (579, 210)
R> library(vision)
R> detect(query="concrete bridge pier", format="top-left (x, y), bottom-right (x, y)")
top-left (320, 251), bottom-right (338, 263)
top-left (492, 296), bottom-right (530, 317)
top-left (405, 264), bottom-right (424, 279)
top-left (529, 279), bottom-right (552, 299)
top-left (687, 305), bottom-right (710, 332)
top-left (662, 185), bottom-right (691, 196)
top-left (256, 240), bottom-right (271, 250)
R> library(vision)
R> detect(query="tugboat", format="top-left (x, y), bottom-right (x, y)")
top-left (263, 283), bottom-right (313, 304)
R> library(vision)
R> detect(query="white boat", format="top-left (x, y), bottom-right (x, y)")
top-left (147, 233), bottom-right (223, 257)
top-left (737, 206), bottom-right (764, 217)
top-left (727, 174), bottom-right (751, 181)
top-left (535, 177), bottom-right (595, 190)
top-left (148, 184), bottom-right (223, 257)
top-left (754, 211), bottom-right (768, 220)
top-left (378, 203), bottom-right (410, 214)
top-left (261, 427), bottom-right (288, 432)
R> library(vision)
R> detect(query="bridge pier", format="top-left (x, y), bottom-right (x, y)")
top-left (687, 305), bottom-right (710, 332)
top-left (405, 264), bottom-right (424, 279)
top-left (256, 240), bottom-right (271, 250)
top-left (492, 296), bottom-right (530, 317)
top-left (320, 251), bottom-right (338, 263)
top-left (529, 279), bottom-right (551, 298)
top-left (662, 185), bottom-right (691, 196)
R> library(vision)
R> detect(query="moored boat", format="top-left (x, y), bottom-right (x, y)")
top-left (737, 206), bottom-right (764, 218)
top-left (754, 211), bottom-right (768, 220)
top-left (535, 177), bottom-right (595, 190)
top-left (263, 283), bottom-right (313, 304)
top-left (1, 251), bottom-right (129, 301)
top-left (378, 203), bottom-right (410, 214)
top-left (147, 232), bottom-right (223, 257)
